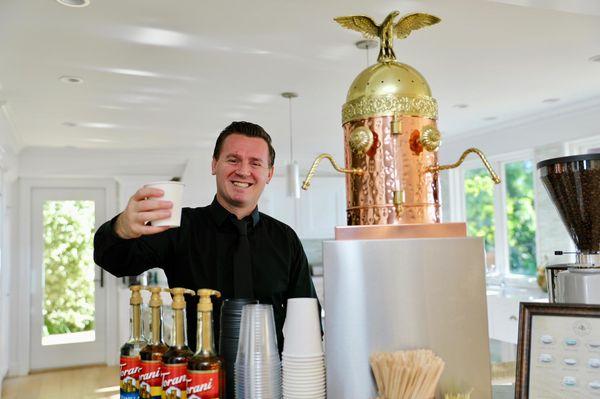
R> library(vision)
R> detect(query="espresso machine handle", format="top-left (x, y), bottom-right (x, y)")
top-left (425, 147), bottom-right (501, 184)
top-left (302, 153), bottom-right (363, 190)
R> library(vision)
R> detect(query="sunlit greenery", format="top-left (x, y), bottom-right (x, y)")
top-left (505, 161), bottom-right (537, 275)
top-left (465, 168), bottom-right (496, 254)
top-left (464, 161), bottom-right (537, 276)
top-left (43, 201), bottom-right (95, 335)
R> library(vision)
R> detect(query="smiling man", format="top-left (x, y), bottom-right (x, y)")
top-left (93, 121), bottom-right (318, 353)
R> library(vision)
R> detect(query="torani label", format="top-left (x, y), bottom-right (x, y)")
top-left (186, 369), bottom-right (220, 399)
top-left (139, 360), bottom-right (163, 399)
top-left (120, 356), bottom-right (142, 399)
top-left (162, 363), bottom-right (188, 399)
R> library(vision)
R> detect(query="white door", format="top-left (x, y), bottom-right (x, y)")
top-left (30, 187), bottom-right (108, 370)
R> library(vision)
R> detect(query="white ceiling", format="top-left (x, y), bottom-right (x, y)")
top-left (1, 0), bottom-right (599, 166)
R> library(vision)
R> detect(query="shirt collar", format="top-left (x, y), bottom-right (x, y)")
top-left (209, 196), bottom-right (260, 227)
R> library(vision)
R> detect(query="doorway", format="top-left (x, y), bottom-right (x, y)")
top-left (27, 184), bottom-right (115, 370)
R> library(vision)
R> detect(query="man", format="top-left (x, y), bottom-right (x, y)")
top-left (94, 121), bottom-right (318, 352)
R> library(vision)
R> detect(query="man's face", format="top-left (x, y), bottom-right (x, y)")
top-left (212, 133), bottom-right (274, 212)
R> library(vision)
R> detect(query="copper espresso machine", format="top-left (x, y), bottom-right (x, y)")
top-left (305, 11), bottom-right (501, 398)
top-left (302, 11), bottom-right (500, 225)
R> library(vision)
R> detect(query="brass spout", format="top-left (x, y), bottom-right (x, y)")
top-left (302, 153), bottom-right (364, 190)
top-left (426, 147), bottom-right (501, 184)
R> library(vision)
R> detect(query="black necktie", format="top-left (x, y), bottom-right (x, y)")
top-left (231, 218), bottom-right (254, 298)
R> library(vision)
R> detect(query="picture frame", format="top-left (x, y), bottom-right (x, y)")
top-left (515, 302), bottom-right (600, 398)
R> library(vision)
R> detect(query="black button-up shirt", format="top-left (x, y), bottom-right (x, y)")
top-left (93, 198), bottom-right (318, 352)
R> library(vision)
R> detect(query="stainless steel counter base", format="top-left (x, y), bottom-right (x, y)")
top-left (323, 237), bottom-right (492, 399)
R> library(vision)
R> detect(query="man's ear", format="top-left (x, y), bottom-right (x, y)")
top-left (266, 166), bottom-right (274, 184)
top-left (211, 158), bottom-right (217, 175)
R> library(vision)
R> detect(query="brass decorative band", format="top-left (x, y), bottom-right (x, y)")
top-left (342, 94), bottom-right (438, 124)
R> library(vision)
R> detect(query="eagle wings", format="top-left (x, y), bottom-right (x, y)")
top-left (334, 12), bottom-right (440, 40)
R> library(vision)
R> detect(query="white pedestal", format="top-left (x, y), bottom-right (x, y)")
top-left (323, 237), bottom-right (492, 399)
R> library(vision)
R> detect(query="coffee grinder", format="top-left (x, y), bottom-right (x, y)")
top-left (538, 153), bottom-right (600, 304)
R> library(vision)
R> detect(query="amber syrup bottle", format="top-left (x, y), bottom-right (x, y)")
top-left (139, 287), bottom-right (169, 399)
top-left (120, 285), bottom-right (147, 399)
top-left (162, 288), bottom-right (195, 399)
top-left (187, 289), bottom-right (225, 399)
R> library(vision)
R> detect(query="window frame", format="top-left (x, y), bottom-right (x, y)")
top-left (449, 149), bottom-right (539, 288)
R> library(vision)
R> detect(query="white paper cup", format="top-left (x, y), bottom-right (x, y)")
top-left (283, 298), bottom-right (323, 356)
top-left (143, 181), bottom-right (184, 227)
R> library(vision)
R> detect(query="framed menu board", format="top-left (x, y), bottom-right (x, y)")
top-left (516, 302), bottom-right (600, 398)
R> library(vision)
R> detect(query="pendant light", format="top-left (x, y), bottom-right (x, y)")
top-left (281, 92), bottom-right (300, 198)
top-left (356, 39), bottom-right (378, 66)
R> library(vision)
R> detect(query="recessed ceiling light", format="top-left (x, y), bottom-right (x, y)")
top-left (56, 0), bottom-right (90, 7)
top-left (542, 98), bottom-right (560, 103)
top-left (483, 116), bottom-right (497, 121)
top-left (62, 122), bottom-right (77, 127)
top-left (589, 55), bottom-right (600, 62)
top-left (59, 75), bottom-right (84, 84)
top-left (453, 103), bottom-right (469, 109)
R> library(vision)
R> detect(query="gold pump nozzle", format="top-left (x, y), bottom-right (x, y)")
top-left (144, 286), bottom-right (170, 308)
top-left (129, 285), bottom-right (143, 306)
top-left (302, 153), bottom-right (363, 190)
top-left (197, 289), bottom-right (221, 312)
top-left (169, 287), bottom-right (196, 310)
top-left (425, 147), bottom-right (501, 184)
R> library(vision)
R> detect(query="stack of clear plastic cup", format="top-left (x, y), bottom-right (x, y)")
top-left (282, 298), bottom-right (325, 399)
top-left (220, 298), bottom-right (259, 399)
top-left (235, 304), bottom-right (282, 399)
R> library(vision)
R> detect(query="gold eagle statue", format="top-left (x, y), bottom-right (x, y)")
top-left (334, 11), bottom-right (440, 63)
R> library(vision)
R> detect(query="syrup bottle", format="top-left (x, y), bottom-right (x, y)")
top-left (139, 286), bottom-right (169, 399)
top-left (187, 289), bottom-right (225, 399)
top-left (162, 288), bottom-right (195, 399)
top-left (120, 285), bottom-right (147, 399)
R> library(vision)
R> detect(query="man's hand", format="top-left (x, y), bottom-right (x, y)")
top-left (114, 187), bottom-right (173, 239)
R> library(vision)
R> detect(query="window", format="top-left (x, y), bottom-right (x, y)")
top-left (460, 152), bottom-right (537, 278)
top-left (464, 167), bottom-right (496, 272)
top-left (504, 160), bottom-right (536, 275)
top-left (42, 200), bottom-right (96, 343)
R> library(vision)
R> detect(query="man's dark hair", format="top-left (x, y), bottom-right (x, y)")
top-left (213, 121), bottom-right (276, 167)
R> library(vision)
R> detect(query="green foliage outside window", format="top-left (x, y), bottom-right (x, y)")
top-left (43, 201), bottom-right (95, 336)
top-left (464, 161), bottom-right (537, 276)
top-left (505, 161), bottom-right (537, 275)
top-left (465, 168), bottom-right (496, 254)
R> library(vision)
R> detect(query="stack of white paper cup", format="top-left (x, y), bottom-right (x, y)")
top-left (235, 304), bottom-right (282, 399)
top-left (282, 298), bottom-right (325, 399)
top-left (143, 181), bottom-right (184, 227)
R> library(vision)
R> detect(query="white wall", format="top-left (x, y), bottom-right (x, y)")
top-left (0, 106), bottom-right (19, 392)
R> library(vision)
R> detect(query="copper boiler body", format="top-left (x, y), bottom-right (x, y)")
top-left (344, 115), bottom-right (440, 225)
top-left (339, 60), bottom-right (442, 225)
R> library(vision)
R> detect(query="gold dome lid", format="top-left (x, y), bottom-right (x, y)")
top-left (342, 61), bottom-right (438, 124)
top-left (334, 11), bottom-right (441, 124)
top-left (347, 61), bottom-right (432, 101)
